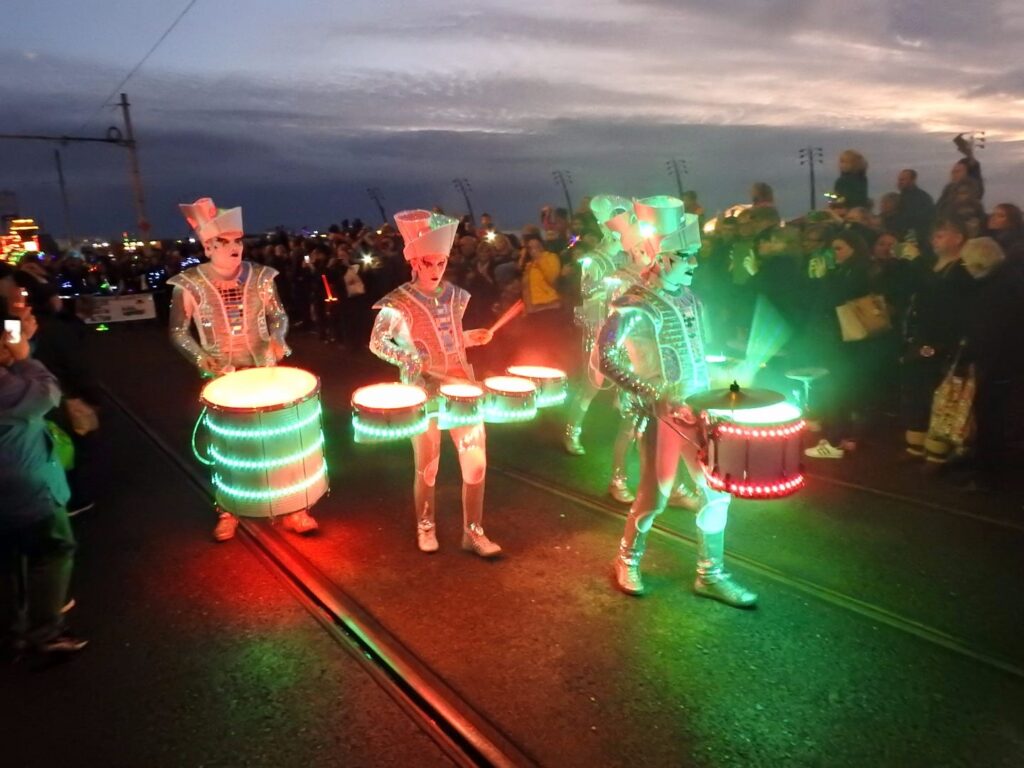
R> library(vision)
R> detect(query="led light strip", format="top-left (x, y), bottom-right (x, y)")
top-left (715, 420), bottom-right (806, 439)
top-left (483, 404), bottom-right (537, 422)
top-left (213, 461), bottom-right (328, 501)
top-left (210, 432), bottom-right (325, 470)
top-left (352, 415), bottom-right (430, 440)
top-left (206, 405), bottom-right (322, 439)
top-left (535, 390), bottom-right (568, 408)
top-left (705, 471), bottom-right (805, 498)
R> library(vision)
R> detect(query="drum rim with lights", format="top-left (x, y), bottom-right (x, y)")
top-left (482, 375), bottom-right (538, 423)
top-left (200, 366), bottom-right (328, 518)
top-left (699, 400), bottom-right (806, 499)
top-left (505, 364), bottom-right (568, 408)
top-left (438, 381), bottom-right (485, 430)
top-left (351, 382), bottom-right (430, 443)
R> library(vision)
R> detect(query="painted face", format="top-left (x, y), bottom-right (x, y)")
top-left (413, 253), bottom-right (448, 292)
top-left (660, 250), bottom-right (698, 288)
top-left (205, 232), bottom-right (244, 274)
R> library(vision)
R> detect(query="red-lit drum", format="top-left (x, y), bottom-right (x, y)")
top-left (351, 383), bottom-right (429, 444)
top-left (201, 366), bottom-right (328, 518)
top-left (438, 382), bottom-right (484, 430)
top-left (482, 375), bottom-right (537, 423)
top-left (505, 365), bottom-right (568, 408)
top-left (700, 402), bottom-right (806, 499)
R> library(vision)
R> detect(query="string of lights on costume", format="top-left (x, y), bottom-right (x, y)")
top-left (369, 209), bottom-right (501, 557)
top-left (597, 195), bottom-right (757, 607)
top-left (169, 198), bottom-right (318, 541)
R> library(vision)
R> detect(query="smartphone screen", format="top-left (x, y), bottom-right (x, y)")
top-left (4, 318), bottom-right (22, 344)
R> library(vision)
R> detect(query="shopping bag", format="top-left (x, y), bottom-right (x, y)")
top-left (835, 302), bottom-right (867, 342)
top-left (45, 420), bottom-right (76, 471)
top-left (848, 294), bottom-right (891, 336)
top-left (925, 358), bottom-right (975, 460)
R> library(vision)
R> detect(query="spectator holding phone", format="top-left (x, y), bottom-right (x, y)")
top-left (0, 292), bottom-right (87, 658)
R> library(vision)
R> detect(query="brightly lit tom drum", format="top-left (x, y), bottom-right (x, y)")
top-left (483, 376), bottom-right (537, 423)
top-left (438, 383), bottom-right (484, 430)
top-left (201, 367), bottom-right (328, 518)
top-left (700, 402), bottom-right (806, 499)
top-left (505, 365), bottom-right (567, 408)
top-left (351, 383), bottom-right (429, 444)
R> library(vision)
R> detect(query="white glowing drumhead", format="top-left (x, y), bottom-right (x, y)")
top-left (708, 401), bottom-right (802, 424)
top-left (440, 383), bottom-right (483, 398)
top-left (201, 367), bottom-right (318, 409)
top-left (484, 375), bottom-right (536, 394)
top-left (506, 365), bottom-right (566, 380)
top-left (352, 382), bottom-right (428, 410)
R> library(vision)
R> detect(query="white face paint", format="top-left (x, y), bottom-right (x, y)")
top-left (660, 250), bottom-right (698, 289)
top-left (413, 253), bottom-right (448, 293)
top-left (205, 232), bottom-right (244, 275)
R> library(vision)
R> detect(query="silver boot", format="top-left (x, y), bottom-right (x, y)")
top-left (563, 423), bottom-right (585, 455)
top-left (668, 482), bottom-right (701, 511)
top-left (461, 480), bottom-right (501, 557)
top-left (608, 468), bottom-right (635, 504)
top-left (414, 473), bottom-right (438, 553)
top-left (613, 529), bottom-right (648, 595)
top-left (694, 529), bottom-right (757, 608)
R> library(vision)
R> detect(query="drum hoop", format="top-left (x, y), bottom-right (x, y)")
top-left (201, 379), bottom-right (321, 414)
top-left (439, 385), bottom-right (484, 403)
top-left (351, 383), bottom-right (429, 414)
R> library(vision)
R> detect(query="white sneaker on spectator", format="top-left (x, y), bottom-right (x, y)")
top-left (804, 439), bottom-right (844, 459)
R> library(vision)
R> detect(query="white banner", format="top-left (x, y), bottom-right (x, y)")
top-left (75, 293), bottom-right (157, 324)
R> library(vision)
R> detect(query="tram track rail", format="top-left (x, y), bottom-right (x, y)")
top-left (491, 463), bottom-right (1024, 683)
top-left (103, 384), bottom-right (538, 768)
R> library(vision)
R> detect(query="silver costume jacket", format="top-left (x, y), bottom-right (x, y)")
top-left (370, 281), bottom-right (473, 389)
top-left (167, 261), bottom-right (290, 376)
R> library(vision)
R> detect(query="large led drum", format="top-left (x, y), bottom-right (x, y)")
top-left (351, 383), bottom-right (429, 443)
top-left (505, 365), bottom-right (568, 408)
top-left (201, 367), bottom-right (328, 518)
top-left (700, 402), bottom-right (806, 499)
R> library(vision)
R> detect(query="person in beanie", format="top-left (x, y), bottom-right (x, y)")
top-left (370, 210), bottom-right (500, 557)
top-left (168, 198), bottom-right (316, 541)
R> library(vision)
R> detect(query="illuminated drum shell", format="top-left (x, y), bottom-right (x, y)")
top-left (438, 383), bottom-right (484, 430)
top-left (701, 402), bottom-right (806, 499)
top-left (200, 367), bottom-right (328, 518)
top-left (483, 375), bottom-right (537, 424)
top-left (351, 383), bottom-right (429, 444)
top-left (505, 365), bottom-right (568, 408)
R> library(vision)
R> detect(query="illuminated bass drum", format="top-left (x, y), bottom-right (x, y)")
top-left (201, 367), bottom-right (329, 517)
top-left (700, 402), bottom-right (806, 499)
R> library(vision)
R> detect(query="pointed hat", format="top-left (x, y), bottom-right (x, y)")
top-left (394, 209), bottom-right (459, 261)
top-left (179, 198), bottom-right (244, 244)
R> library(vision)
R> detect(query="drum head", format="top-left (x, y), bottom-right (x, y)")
top-left (506, 365), bottom-right (566, 381)
top-left (201, 367), bottom-right (319, 411)
top-left (484, 375), bottom-right (536, 395)
top-left (352, 383), bottom-right (428, 410)
top-left (440, 383), bottom-right (483, 398)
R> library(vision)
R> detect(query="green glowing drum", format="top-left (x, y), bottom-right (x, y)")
top-left (201, 367), bottom-right (329, 518)
top-left (482, 375), bottom-right (537, 423)
top-left (505, 365), bottom-right (567, 408)
top-left (438, 382), bottom-right (484, 430)
top-left (351, 382), bottom-right (429, 444)
top-left (700, 401), bottom-right (806, 499)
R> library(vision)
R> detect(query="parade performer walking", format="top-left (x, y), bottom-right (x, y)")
top-left (598, 196), bottom-right (757, 607)
top-left (369, 210), bottom-right (500, 557)
top-left (168, 198), bottom-right (317, 541)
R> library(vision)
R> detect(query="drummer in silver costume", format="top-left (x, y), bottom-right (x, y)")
top-left (370, 210), bottom-right (500, 557)
top-left (598, 196), bottom-right (757, 607)
top-left (168, 198), bottom-right (315, 541)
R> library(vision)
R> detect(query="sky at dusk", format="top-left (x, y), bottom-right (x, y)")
top-left (3, 0), bottom-right (1023, 237)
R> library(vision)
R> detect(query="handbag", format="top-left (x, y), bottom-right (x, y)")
top-left (848, 294), bottom-right (891, 336)
top-left (925, 343), bottom-right (975, 460)
top-left (835, 302), bottom-right (867, 342)
top-left (45, 420), bottom-right (76, 471)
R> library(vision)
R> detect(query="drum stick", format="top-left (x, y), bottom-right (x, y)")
top-left (487, 299), bottom-right (525, 336)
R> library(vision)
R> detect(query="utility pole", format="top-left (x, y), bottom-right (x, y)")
top-left (118, 93), bottom-right (150, 235)
top-left (798, 146), bottom-right (823, 211)
top-left (452, 178), bottom-right (475, 223)
top-left (665, 157), bottom-right (688, 199)
top-left (552, 169), bottom-right (573, 213)
top-left (367, 187), bottom-right (387, 223)
top-left (53, 149), bottom-right (74, 243)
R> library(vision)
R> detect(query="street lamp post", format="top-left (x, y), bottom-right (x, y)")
top-left (798, 146), bottom-right (824, 211)
top-left (665, 157), bottom-right (688, 199)
top-left (452, 178), bottom-right (475, 223)
top-left (552, 169), bottom-right (573, 213)
top-left (367, 187), bottom-right (387, 224)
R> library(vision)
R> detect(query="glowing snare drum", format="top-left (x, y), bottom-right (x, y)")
top-left (438, 383), bottom-right (485, 430)
top-left (351, 383), bottom-right (429, 444)
top-left (483, 375), bottom-right (537, 423)
top-left (201, 367), bottom-right (328, 518)
top-left (505, 365), bottom-right (568, 408)
top-left (701, 402), bottom-right (806, 499)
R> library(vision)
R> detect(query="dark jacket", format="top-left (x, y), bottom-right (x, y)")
top-left (0, 359), bottom-right (70, 532)
top-left (903, 259), bottom-right (973, 361)
top-left (961, 263), bottom-right (1024, 384)
top-left (834, 172), bottom-right (869, 209)
top-left (895, 186), bottom-right (936, 240)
